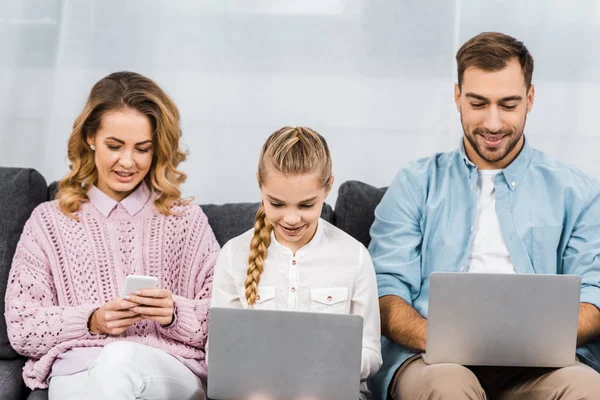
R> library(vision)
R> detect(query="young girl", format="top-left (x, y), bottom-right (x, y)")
top-left (210, 126), bottom-right (382, 399)
top-left (5, 72), bottom-right (219, 399)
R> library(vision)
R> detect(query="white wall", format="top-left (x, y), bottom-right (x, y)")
top-left (1, 0), bottom-right (599, 205)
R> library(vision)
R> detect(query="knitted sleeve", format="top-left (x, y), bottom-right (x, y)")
top-left (4, 210), bottom-right (99, 359)
top-left (157, 206), bottom-right (219, 348)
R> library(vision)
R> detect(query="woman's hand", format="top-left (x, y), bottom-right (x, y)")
top-left (89, 297), bottom-right (141, 335)
top-left (125, 288), bottom-right (175, 326)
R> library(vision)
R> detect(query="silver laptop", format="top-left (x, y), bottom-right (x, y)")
top-left (208, 307), bottom-right (363, 400)
top-left (424, 272), bottom-right (581, 367)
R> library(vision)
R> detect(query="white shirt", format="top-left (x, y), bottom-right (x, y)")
top-left (210, 219), bottom-right (382, 382)
top-left (468, 170), bottom-right (516, 274)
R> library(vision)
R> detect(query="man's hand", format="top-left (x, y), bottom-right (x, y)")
top-left (577, 302), bottom-right (600, 347)
top-left (380, 295), bottom-right (428, 352)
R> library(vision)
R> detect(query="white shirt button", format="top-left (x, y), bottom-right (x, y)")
top-left (292, 260), bottom-right (296, 265)
top-left (511, 181), bottom-right (516, 187)
top-left (291, 287), bottom-right (296, 293)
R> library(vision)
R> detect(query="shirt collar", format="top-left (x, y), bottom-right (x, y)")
top-left (87, 183), bottom-right (151, 217)
top-left (269, 218), bottom-right (325, 256)
top-left (459, 136), bottom-right (532, 191)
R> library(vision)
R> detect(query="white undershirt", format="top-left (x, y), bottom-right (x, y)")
top-left (467, 169), bottom-right (516, 274)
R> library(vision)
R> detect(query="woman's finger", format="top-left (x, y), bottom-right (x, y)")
top-left (132, 288), bottom-right (171, 298)
top-left (104, 310), bottom-right (138, 321)
top-left (106, 315), bottom-right (144, 329)
top-left (125, 295), bottom-right (171, 307)
top-left (130, 306), bottom-right (172, 317)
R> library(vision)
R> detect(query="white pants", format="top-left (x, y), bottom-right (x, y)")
top-left (48, 341), bottom-right (206, 400)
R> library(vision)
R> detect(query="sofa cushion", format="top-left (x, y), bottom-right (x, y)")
top-left (334, 180), bottom-right (387, 248)
top-left (201, 202), bottom-right (335, 247)
top-left (0, 358), bottom-right (26, 399)
top-left (27, 389), bottom-right (48, 400)
top-left (0, 168), bottom-right (48, 360)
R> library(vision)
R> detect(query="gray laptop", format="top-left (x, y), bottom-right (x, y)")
top-left (208, 307), bottom-right (363, 400)
top-left (424, 272), bottom-right (581, 367)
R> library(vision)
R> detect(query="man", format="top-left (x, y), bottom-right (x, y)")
top-left (369, 32), bottom-right (600, 399)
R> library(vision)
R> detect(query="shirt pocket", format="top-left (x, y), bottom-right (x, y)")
top-left (529, 226), bottom-right (562, 273)
top-left (310, 287), bottom-right (349, 314)
top-left (240, 286), bottom-right (277, 310)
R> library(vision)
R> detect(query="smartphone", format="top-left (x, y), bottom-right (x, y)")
top-left (121, 275), bottom-right (159, 298)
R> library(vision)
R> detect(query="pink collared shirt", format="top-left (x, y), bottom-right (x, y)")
top-left (86, 182), bottom-right (151, 217)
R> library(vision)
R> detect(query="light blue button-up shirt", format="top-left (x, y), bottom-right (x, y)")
top-left (368, 139), bottom-right (600, 400)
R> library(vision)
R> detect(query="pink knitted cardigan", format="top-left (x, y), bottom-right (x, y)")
top-left (4, 199), bottom-right (219, 389)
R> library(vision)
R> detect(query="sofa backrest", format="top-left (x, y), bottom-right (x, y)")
top-left (0, 168), bottom-right (48, 360)
top-left (334, 180), bottom-right (388, 248)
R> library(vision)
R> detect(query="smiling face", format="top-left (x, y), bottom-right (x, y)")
top-left (455, 57), bottom-right (535, 170)
top-left (260, 168), bottom-right (329, 254)
top-left (87, 108), bottom-right (154, 201)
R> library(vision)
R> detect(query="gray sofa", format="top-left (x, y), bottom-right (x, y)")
top-left (0, 166), bottom-right (385, 399)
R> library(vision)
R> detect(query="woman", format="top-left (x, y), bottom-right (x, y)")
top-left (5, 71), bottom-right (218, 399)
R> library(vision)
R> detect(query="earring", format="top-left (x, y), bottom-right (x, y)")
top-left (90, 145), bottom-right (96, 151)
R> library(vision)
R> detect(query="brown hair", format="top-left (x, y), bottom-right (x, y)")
top-left (245, 127), bottom-right (333, 306)
top-left (456, 32), bottom-right (534, 89)
top-left (56, 71), bottom-right (188, 218)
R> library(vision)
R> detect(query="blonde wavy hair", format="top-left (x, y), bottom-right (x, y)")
top-left (56, 71), bottom-right (188, 218)
top-left (245, 126), bottom-right (333, 306)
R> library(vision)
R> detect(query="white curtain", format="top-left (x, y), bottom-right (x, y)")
top-left (1, 0), bottom-right (599, 204)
